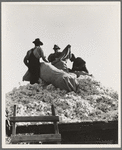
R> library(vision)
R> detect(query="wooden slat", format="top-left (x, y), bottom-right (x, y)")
top-left (12, 105), bottom-right (16, 135)
top-left (10, 116), bottom-right (59, 122)
top-left (51, 104), bottom-right (60, 144)
top-left (11, 134), bottom-right (61, 144)
top-left (51, 104), bottom-right (59, 134)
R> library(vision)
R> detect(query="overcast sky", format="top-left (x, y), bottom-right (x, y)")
top-left (2, 2), bottom-right (120, 94)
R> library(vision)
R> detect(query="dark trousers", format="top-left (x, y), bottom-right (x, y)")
top-left (29, 66), bottom-right (40, 84)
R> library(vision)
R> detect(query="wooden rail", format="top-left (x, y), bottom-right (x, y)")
top-left (11, 134), bottom-right (61, 144)
top-left (10, 116), bottom-right (59, 122)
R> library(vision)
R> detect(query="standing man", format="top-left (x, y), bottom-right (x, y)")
top-left (23, 38), bottom-right (48, 84)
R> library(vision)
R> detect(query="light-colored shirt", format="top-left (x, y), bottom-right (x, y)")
top-left (26, 46), bottom-right (46, 59)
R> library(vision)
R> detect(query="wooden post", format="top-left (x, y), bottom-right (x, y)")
top-left (12, 105), bottom-right (16, 135)
top-left (51, 104), bottom-right (59, 134)
top-left (51, 104), bottom-right (61, 144)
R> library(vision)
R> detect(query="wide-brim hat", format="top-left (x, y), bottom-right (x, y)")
top-left (53, 44), bottom-right (60, 50)
top-left (33, 38), bottom-right (43, 45)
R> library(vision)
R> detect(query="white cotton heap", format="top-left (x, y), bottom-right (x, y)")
top-left (6, 75), bottom-right (118, 126)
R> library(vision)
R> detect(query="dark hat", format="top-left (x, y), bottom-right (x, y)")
top-left (53, 44), bottom-right (60, 50)
top-left (33, 38), bottom-right (43, 45)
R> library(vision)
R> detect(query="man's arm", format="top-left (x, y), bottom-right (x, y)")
top-left (48, 54), bottom-right (53, 62)
top-left (42, 56), bottom-right (48, 63)
top-left (72, 63), bottom-right (79, 71)
top-left (51, 58), bottom-right (60, 65)
top-left (23, 52), bottom-right (30, 67)
top-left (38, 48), bottom-right (48, 62)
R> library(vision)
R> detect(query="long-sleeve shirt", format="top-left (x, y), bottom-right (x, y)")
top-left (48, 52), bottom-right (62, 62)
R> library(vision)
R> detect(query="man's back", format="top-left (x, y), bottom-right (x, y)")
top-left (26, 47), bottom-right (45, 59)
top-left (72, 57), bottom-right (89, 73)
top-left (74, 57), bottom-right (86, 66)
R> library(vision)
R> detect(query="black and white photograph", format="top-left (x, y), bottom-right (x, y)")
top-left (2, 1), bottom-right (121, 148)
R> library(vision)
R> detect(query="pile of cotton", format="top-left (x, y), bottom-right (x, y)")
top-left (5, 75), bottom-right (118, 125)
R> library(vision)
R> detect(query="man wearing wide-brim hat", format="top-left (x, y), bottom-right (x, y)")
top-left (48, 44), bottom-right (72, 72)
top-left (23, 38), bottom-right (48, 84)
top-left (48, 44), bottom-right (62, 64)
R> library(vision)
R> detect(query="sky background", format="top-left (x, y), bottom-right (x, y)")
top-left (2, 2), bottom-right (120, 94)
